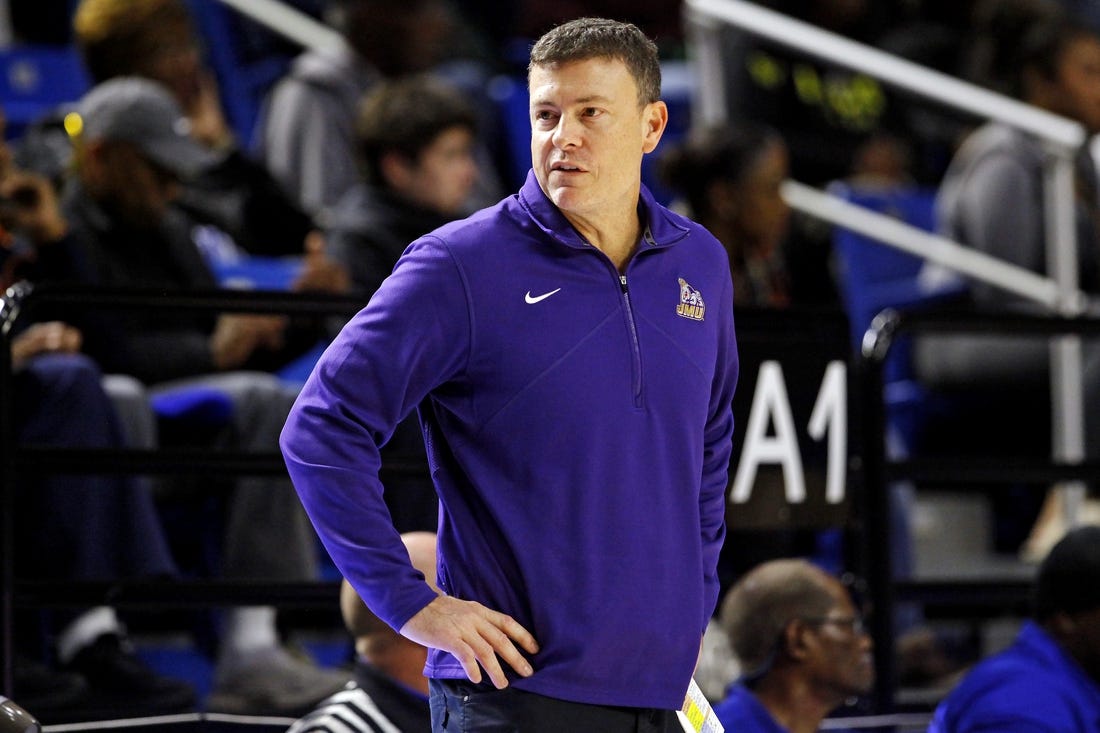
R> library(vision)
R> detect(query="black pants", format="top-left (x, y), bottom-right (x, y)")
top-left (429, 678), bottom-right (683, 733)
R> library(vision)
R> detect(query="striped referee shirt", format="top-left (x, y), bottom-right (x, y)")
top-left (287, 662), bottom-right (429, 733)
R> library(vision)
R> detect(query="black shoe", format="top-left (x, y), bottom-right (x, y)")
top-left (63, 633), bottom-right (196, 715)
top-left (13, 655), bottom-right (88, 711)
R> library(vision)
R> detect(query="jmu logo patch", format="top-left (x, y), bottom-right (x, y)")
top-left (676, 278), bottom-right (705, 321)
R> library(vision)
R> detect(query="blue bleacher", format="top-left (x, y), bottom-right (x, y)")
top-left (0, 44), bottom-right (89, 139)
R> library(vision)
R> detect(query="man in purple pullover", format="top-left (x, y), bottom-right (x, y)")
top-left (280, 17), bottom-right (739, 731)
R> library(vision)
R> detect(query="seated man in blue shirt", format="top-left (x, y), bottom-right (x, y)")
top-left (714, 559), bottom-right (874, 733)
top-left (928, 525), bottom-right (1100, 733)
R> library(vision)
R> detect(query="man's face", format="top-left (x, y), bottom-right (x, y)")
top-left (731, 137), bottom-right (790, 256)
top-left (1061, 605), bottom-right (1100, 683)
top-left (399, 126), bottom-right (478, 216)
top-left (1047, 36), bottom-right (1100, 134)
top-left (132, 19), bottom-right (204, 112)
top-left (802, 578), bottom-right (875, 702)
top-left (91, 143), bottom-right (180, 230)
top-left (529, 57), bottom-right (666, 232)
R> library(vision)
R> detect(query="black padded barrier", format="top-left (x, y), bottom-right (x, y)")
top-left (0, 282), bottom-right (378, 701)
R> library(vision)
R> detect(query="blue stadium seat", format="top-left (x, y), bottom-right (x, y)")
top-left (0, 44), bottom-right (90, 139)
top-left (150, 385), bottom-right (235, 424)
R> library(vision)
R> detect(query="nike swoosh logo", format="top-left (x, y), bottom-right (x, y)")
top-left (525, 288), bottom-right (562, 304)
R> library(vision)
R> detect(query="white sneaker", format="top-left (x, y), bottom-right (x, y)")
top-left (206, 646), bottom-right (350, 716)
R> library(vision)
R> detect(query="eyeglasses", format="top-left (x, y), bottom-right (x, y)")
top-left (801, 615), bottom-right (866, 635)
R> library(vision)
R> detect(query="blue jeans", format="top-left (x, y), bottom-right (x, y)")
top-left (429, 678), bottom-right (681, 733)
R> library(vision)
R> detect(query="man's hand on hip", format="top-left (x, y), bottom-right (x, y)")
top-left (399, 595), bottom-right (539, 689)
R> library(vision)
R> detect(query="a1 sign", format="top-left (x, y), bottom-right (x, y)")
top-left (723, 308), bottom-right (853, 530)
top-left (731, 360), bottom-right (847, 505)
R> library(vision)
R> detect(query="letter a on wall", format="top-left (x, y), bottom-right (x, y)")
top-left (731, 361), bottom-right (806, 504)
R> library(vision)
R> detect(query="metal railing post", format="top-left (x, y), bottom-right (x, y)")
top-left (1045, 151), bottom-right (1089, 529)
top-left (0, 283), bottom-right (28, 696)
top-left (859, 310), bottom-right (899, 711)
top-left (683, 7), bottom-right (728, 128)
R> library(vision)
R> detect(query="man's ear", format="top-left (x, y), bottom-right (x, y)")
top-left (782, 620), bottom-right (812, 662)
top-left (1021, 67), bottom-right (1053, 107)
top-left (76, 139), bottom-right (110, 184)
top-left (641, 100), bottom-right (668, 154)
top-left (1048, 612), bottom-right (1078, 639)
top-left (379, 150), bottom-right (414, 192)
top-left (707, 179), bottom-right (740, 220)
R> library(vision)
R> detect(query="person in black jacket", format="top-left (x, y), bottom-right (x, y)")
top-left (59, 76), bottom-right (351, 716)
top-left (326, 74), bottom-right (480, 301)
top-left (0, 107), bottom-right (195, 721)
top-left (71, 0), bottom-right (348, 289)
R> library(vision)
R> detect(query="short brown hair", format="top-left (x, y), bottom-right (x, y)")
top-left (72, 0), bottom-right (193, 83)
top-left (528, 17), bottom-right (661, 106)
top-left (355, 75), bottom-right (478, 186)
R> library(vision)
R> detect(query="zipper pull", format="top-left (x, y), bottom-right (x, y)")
top-left (620, 274), bottom-right (628, 293)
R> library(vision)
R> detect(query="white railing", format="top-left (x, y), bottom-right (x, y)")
top-left (214, 0), bottom-right (345, 52)
top-left (684, 0), bottom-right (1092, 528)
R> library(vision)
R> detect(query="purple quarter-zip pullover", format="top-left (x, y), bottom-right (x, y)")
top-left (281, 172), bottom-right (739, 710)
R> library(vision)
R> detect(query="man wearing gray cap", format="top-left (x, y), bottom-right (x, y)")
top-left (54, 76), bottom-right (350, 716)
top-left (76, 75), bottom-right (216, 176)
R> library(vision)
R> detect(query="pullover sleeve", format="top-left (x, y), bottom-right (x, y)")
top-left (700, 272), bottom-right (738, 626)
top-left (280, 235), bottom-right (469, 630)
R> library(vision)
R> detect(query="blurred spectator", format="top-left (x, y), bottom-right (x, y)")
top-left (714, 559), bottom-right (874, 733)
top-left (659, 122), bottom-right (793, 308)
top-left (928, 525), bottom-right (1100, 732)
top-left (0, 109), bottom-right (195, 719)
top-left (917, 16), bottom-right (1100, 558)
top-left (71, 0), bottom-right (331, 263)
top-left (962, 0), bottom-right (1067, 94)
top-left (55, 76), bottom-right (349, 715)
top-left (259, 0), bottom-right (454, 218)
top-left (287, 532), bottom-right (438, 733)
top-left (327, 75), bottom-right (479, 298)
top-left (10, 350), bottom-right (196, 722)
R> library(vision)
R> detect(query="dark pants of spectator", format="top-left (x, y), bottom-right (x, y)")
top-left (14, 352), bottom-right (176, 582)
top-left (13, 352), bottom-right (178, 658)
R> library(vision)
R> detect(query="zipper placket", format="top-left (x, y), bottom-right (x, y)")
top-left (618, 227), bottom-right (659, 409)
top-left (619, 274), bottom-right (643, 408)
